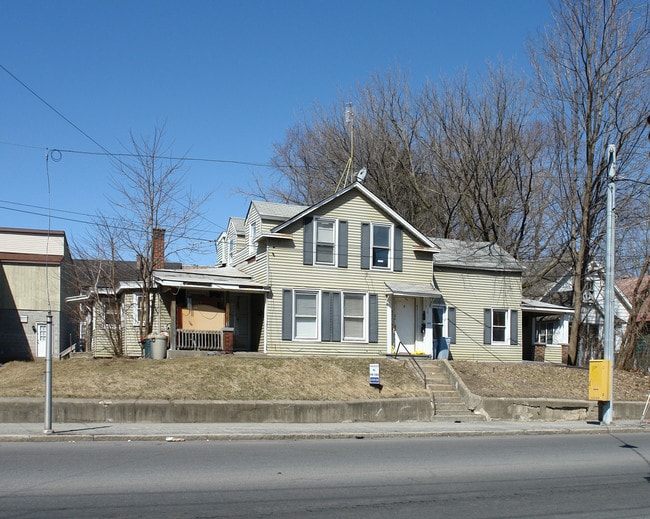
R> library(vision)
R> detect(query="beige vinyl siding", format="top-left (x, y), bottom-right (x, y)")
top-left (1, 264), bottom-right (63, 312)
top-left (91, 300), bottom-right (117, 358)
top-left (93, 292), bottom-right (171, 358)
top-left (433, 266), bottom-right (522, 362)
top-left (0, 233), bottom-right (65, 256)
top-left (543, 344), bottom-right (563, 363)
top-left (226, 221), bottom-right (245, 266)
top-left (263, 191), bottom-right (433, 356)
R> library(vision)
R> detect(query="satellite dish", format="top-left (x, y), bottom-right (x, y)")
top-left (356, 167), bottom-right (367, 183)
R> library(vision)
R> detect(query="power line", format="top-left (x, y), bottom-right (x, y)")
top-left (0, 64), bottom-right (116, 158)
top-left (0, 204), bottom-right (220, 243)
top-left (0, 65), bottom-right (231, 234)
top-left (0, 140), bottom-right (277, 169)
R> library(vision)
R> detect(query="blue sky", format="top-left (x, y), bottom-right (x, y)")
top-left (0, 0), bottom-right (551, 265)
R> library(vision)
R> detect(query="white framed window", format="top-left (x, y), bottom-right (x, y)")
top-left (248, 222), bottom-right (258, 255)
top-left (371, 223), bottom-right (392, 269)
top-left (103, 301), bottom-right (120, 329)
top-left (342, 292), bottom-right (366, 341)
top-left (315, 218), bottom-right (336, 265)
top-left (228, 238), bottom-right (235, 263)
top-left (133, 293), bottom-right (153, 327)
top-left (294, 290), bottom-right (319, 340)
top-left (536, 320), bottom-right (556, 345)
top-left (491, 309), bottom-right (509, 344)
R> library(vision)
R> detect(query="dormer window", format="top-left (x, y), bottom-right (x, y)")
top-left (249, 222), bottom-right (258, 255)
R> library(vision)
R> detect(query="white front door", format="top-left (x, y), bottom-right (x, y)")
top-left (393, 296), bottom-right (416, 353)
top-left (392, 297), bottom-right (434, 356)
top-left (36, 323), bottom-right (47, 358)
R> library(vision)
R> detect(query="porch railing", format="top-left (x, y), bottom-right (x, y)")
top-left (175, 329), bottom-right (223, 351)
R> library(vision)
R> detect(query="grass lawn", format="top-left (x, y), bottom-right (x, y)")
top-left (1, 356), bottom-right (648, 402)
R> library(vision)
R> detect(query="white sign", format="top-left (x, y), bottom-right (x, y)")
top-left (369, 363), bottom-right (380, 384)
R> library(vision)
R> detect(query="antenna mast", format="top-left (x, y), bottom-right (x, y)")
top-left (337, 102), bottom-right (355, 191)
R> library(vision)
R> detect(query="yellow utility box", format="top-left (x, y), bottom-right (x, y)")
top-left (588, 359), bottom-right (612, 401)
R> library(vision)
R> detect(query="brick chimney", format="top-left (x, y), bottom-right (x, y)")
top-left (152, 228), bottom-right (166, 270)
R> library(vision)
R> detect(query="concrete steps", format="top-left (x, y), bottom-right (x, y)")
top-left (417, 360), bottom-right (486, 422)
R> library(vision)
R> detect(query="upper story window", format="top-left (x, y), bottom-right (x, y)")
top-left (361, 222), bottom-right (402, 272)
top-left (228, 238), bottom-right (235, 263)
top-left (372, 223), bottom-right (392, 269)
top-left (315, 218), bottom-right (336, 265)
top-left (248, 222), bottom-right (258, 255)
top-left (303, 217), bottom-right (348, 268)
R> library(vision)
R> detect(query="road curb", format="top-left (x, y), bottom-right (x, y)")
top-left (1, 423), bottom-right (646, 442)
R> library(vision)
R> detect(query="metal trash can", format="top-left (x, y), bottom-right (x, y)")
top-left (152, 335), bottom-right (168, 360)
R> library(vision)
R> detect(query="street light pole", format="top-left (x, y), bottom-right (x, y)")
top-left (602, 144), bottom-right (616, 425)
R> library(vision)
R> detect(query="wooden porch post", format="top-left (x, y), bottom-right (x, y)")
top-left (170, 298), bottom-right (177, 349)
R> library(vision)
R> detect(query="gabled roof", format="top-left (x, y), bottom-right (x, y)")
top-left (617, 276), bottom-right (650, 321)
top-left (247, 200), bottom-right (308, 222)
top-left (271, 182), bottom-right (438, 250)
top-left (74, 258), bottom-right (182, 289)
top-left (228, 217), bottom-right (246, 235)
top-left (430, 238), bottom-right (521, 273)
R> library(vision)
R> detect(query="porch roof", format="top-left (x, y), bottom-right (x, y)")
top-left (385, 281), bottom-right (443, 299)
top-left (521, 298), bottom-right (574, 315)
top-left (153, 267), bottom-right (268, 293)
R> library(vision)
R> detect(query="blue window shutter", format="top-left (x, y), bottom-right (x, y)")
top-left (332, 292), bottom-right (341, 342)
top-left (394, 227), bottom-right (403, 272)
top-left (484, 309), bottom-right (492, 344)
top-left (321, 292), bottom-right (331, 342)
top-left (369, 293), bottom-right (378, 343)
top-left (303, 217), bottom-right (313, 265)
top-left (321, 292), bottom-right (341, 342)
top-left (282, 290), bottom-right (293, 341)
top-left (361, 223), bottom-right (370, 270)
top-left (338, 220), bottom-right (348, 268)
top-left (448, 307), bottom-right (457, 344)
top-left (510, 310), bottom-right (518, 345)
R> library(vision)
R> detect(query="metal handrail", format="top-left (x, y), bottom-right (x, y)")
top-left (393, 341), bottom-right (427, 388)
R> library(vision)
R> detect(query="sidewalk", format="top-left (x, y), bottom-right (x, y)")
top-left (1, 419), bottom-right (647, 442)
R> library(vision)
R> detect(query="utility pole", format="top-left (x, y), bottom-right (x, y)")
top-left (44, 311), bottom-right (53, 434)
top-left (602, 144), bottom-right (616, 425)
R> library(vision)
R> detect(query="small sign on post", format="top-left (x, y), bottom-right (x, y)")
top-left (369, 363), bottom-right (380, 385)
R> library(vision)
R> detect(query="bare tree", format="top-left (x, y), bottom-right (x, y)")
top-left (419, 65), bottom-right (552, 259)
top-left (529, 0), bottom-right (650, 365)
top-left (266, 65), bottom-right (550, 259)
top-left (81, 127), bottom-right (209, 352)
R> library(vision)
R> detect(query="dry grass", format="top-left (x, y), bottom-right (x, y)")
top-left (451, 361), bottom-right (650, 401)
top-left (1, 357), bottom-right (649, 402)
top-left (0, 356), bottom-right (428, 401)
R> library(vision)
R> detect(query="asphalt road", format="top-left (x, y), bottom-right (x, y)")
top-left (1, 433), bottom-right (650, 518)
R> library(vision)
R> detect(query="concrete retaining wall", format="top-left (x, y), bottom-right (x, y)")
top-left (0, 397), bottom-right (434, 424)
top-left (438, 360), bottom-right (646, 421)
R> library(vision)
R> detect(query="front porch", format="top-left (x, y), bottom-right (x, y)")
top-left (175, 327), bottom-right (233, 352)
top-left (154, 267), bottom-right (267, 355)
